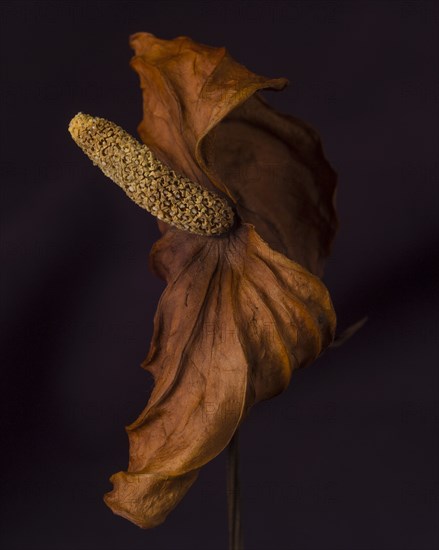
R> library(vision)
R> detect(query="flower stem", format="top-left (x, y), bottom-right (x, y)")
top-left (227, 430), bottom-right (243, 550)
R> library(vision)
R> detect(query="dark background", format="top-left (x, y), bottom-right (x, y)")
top-left (1, 1), bottom-right (438, 549)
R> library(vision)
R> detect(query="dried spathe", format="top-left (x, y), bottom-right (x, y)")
top-left (103, 224), bottom-right (336, 528)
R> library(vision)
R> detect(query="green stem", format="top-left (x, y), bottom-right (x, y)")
top-left (227, 430), bottom-right (243, 550)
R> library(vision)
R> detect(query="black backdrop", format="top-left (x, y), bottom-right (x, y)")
top-left (1, 1), bottom-right (438, 549)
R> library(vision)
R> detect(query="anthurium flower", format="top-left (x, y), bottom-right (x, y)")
top-left (68, 33), bottom-right (337, 529)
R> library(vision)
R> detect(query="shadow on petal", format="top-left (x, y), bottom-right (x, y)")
top-left (130, 32), bottom-right (337, 275)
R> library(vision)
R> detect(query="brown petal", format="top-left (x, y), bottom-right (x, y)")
top-left (129, 33), bottom-right (287, 193)
top-left (130, 33), bottom-right (337, 275)
top-left (104, 224), bottom-right (336, 527)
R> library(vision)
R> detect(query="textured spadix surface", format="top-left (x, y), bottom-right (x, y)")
top-left (71, 33), bottom-right (338, 528)
top-left (69, 113), bottom-right (234, 236)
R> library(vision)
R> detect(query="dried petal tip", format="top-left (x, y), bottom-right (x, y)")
top-left (68, 112), bottom-right (234, 236)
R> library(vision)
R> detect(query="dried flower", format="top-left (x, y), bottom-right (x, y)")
top-left (69, 33), bottom-right (338, 529)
